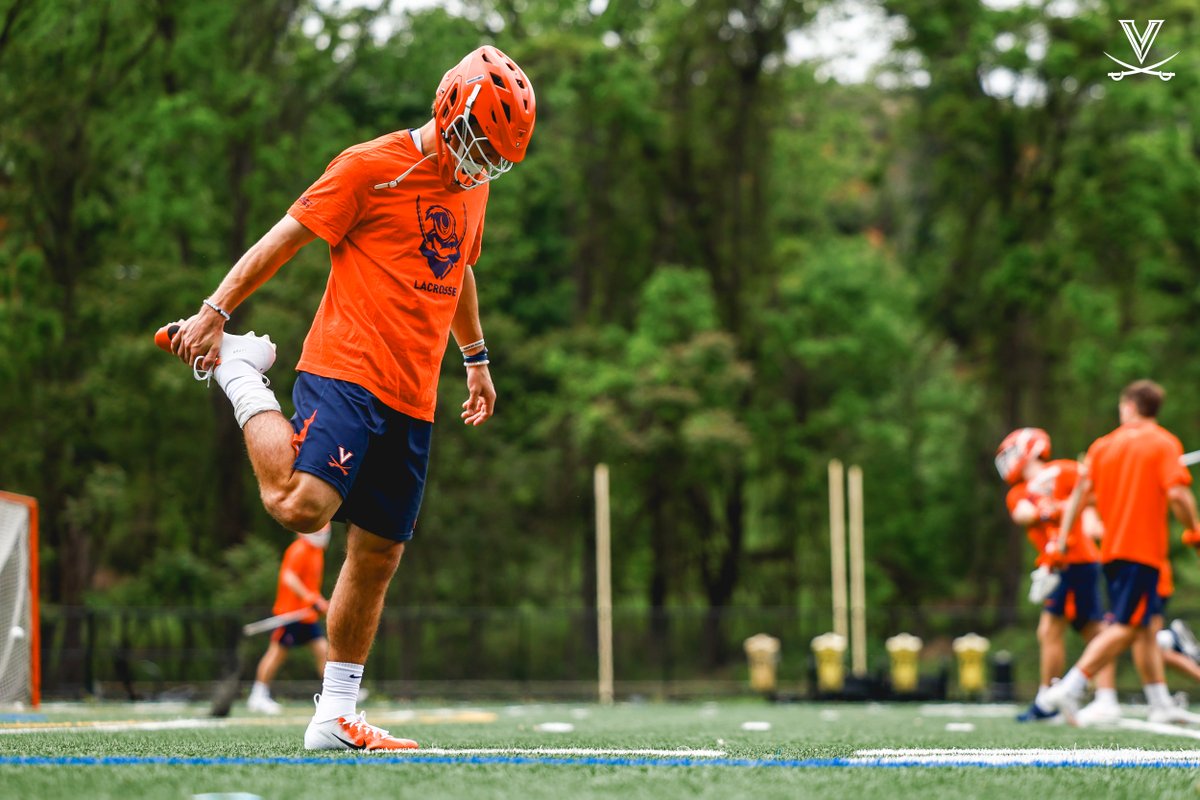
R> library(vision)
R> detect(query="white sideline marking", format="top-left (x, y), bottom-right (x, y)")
top-left (917, 704), bottom-right (1020, 718)
top-left (1116, 719), bottom-right (1200, 740)
top-left (420, 748), bottom-right (727, 757)
top-left (853, 748), bottom-right (1200, 766)
top-left (0, 709), bottom-right (496, 736)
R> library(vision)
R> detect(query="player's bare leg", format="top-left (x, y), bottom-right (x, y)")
top-left (1076, 620), bottom-right (1121, 725)
top-left (1037, 613), bottom-right (1068, 687)
top-left (309, 637), bottom-right (328, 677)
top-left (248, 641), bottom-right (288, 715)
top-left (1161, 648), bottom-right (1200, 683)
top-left (304, 525), bottom-right (414, 750)
top-left (325, 527), bottom-right (405, 664)
top-left (1130, 617), bottom-right (1199, 723)
top-left (242, 412), bottom-right (341, 533)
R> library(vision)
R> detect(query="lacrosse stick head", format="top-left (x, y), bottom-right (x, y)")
top-left (995, 428), bottom-right (1051, 485)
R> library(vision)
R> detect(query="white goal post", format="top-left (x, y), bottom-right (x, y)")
top-left (0, 491), bottom-right (39, 707)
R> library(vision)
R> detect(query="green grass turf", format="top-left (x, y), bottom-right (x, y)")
top-left (3, 701), bottom-right (1200, 799)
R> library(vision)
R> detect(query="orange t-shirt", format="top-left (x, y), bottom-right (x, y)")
top-left (1007, 459), bottom-right (1101, 565)
top-left (272, 537), bottom-right (325, 623)
top-left (1086, 421), bottom-right (1191, 568)
top-left (288, 131), bottom-right (489, 421)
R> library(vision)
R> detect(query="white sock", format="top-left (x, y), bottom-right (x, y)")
top-left (1060, 667), bottom-right (1089, 698)
top-left (250, 681), bottom-right (270, 699)
top-left (1145, 682), bottom-right (1172, 708)
top-left (214, 360), bottom-right (281, 428)
top-left (1094, 687), bottom-right (1118, 706)
top-left (313, 661), bottom-right (363, 721)
top-left (1035, 685), bottom-right (1051, 706)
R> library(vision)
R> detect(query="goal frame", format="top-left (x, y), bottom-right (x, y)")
top-left (0, 491), bottom-right (39, 707)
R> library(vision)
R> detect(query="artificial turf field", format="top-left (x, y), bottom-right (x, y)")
top-left (4, 700), bottom-right (1200, 799)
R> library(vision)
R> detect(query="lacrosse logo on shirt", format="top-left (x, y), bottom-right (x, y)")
top-left (1105, 19), bottom-right (1178, 82)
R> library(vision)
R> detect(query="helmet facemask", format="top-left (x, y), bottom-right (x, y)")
top-left (440, 83), bottom-right (513, 191)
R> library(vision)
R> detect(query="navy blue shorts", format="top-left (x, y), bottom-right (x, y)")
top-left (272, 621), bottom-right (325, 648)
top-left (290, 372), bottom-right (432, 542)
top-left (1104, 560), bottom-right (1162, 627)
top-left (1043, 562), bottom-right (1104, 631)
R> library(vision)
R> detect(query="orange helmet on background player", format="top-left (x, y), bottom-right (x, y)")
top-left (433, 45), bottom-right (536, 192)
top-left (995, 428), bottom-right (1051, 484)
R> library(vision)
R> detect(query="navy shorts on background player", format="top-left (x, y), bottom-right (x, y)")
top-left (1104, 559), bottom-right (1162, 627)
top-left (1043, 562), bottom-right (1104, 631)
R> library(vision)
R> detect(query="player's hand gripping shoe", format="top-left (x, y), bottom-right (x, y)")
top-left (155, 322), bottom-right (281, 428)
top-left (154, 323), bottom-right (277, 380)
top-left (305, 699), bottom-right (418, 751)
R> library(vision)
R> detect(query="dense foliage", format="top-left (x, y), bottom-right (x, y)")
top-left (2, 0), bottom-right (1198, 638)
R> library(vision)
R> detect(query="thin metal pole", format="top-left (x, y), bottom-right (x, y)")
top-left (828, 460), bottom-right (848, 641)
top-left (848, 465), bottom-right (867, 676)
top-left (595, 464), bottom-right (614, 705)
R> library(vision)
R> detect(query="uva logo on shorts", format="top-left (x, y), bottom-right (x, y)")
top-left (416, 196), bottom-right (467, 279)
top-left (328, 446), bottom-right (354, 476)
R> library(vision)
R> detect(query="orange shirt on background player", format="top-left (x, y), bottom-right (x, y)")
top-left (1007, 459), bottom-right (1101, 565)
top-left (1086, 421), bottom-right (1192, 568)
top-left (272, 537), bottom-right (326, 624)
top-left (288, 131), bottom-right (489, 422)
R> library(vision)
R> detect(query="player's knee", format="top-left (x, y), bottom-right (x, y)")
top-left (261, 489), bottom-right (329, 534)
top-left (348, 538), bottom-right (405, 579)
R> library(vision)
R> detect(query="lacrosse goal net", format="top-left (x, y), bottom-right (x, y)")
top-left (0, 492), bottom-right (38, 707)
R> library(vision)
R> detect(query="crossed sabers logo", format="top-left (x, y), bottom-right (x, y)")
top-left (1106, 19), bottom-right (1177, 81)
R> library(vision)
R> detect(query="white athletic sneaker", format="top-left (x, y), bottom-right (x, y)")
top-left (1038, 680), bottom-right (1081, 725)
top-left (1148, 705), bottom-right (1200, 725)
top-left (1075, 699), bottom-right (1121, 727)
top-left (214, 331), bottom-right (277, 376)
top-left (247, 692), bottom-right (283, 715)
top-left (304, 696), bottom-right (417, 751)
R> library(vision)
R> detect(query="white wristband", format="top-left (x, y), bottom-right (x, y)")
top-left (203, 298), bottom-right (231, 321)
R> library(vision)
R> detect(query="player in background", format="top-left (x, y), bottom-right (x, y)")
top-left (995, 428), bottom-right (1118, 724)
top-left (157, 46), bottom-right (535, 750)
top-left (1041, 380), bottom-right (1200, 725)
top-left (1158, 618), bottom-right (1200, 686)
top-left (248, 525), bottom-right (331, 715)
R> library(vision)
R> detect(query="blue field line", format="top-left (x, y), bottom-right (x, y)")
top-left (3, 754), bottom-right (1200, 769)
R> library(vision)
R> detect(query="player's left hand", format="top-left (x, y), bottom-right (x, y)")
top-left (462, 364), bottom-right (495, 426)
top-left (1183, 528), bottom-right (1200, 549)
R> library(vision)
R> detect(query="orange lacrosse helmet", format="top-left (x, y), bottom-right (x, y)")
top-left (433, 45), bottom-right (536, 192)
top-left (994, 428), bottom-right (1051, 484)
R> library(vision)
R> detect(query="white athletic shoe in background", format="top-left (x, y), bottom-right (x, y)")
top-left (247, 692), bottom-right (283, 715)
top-left (1075, 698), bottom-right (1121, 727)
top-left (1038, 681), bottom-right (1081, 725)
top-left (1148, 705), bottom-right (1200, 725)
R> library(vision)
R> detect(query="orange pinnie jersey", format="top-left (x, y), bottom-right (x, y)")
top-left (1086, 421), bottom-right (1191, 568)
top-left (289, 131), bottom-right (488, 421)
top-left (272, 537), bottom-right (325, 624)
top-left (1007, 459), bottom-right (1100, 565)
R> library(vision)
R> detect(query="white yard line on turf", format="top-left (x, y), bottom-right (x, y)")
top-left (853, 748), bottom-right (1200, 766)
top-left (0, 709), bottom-right (498, 735)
